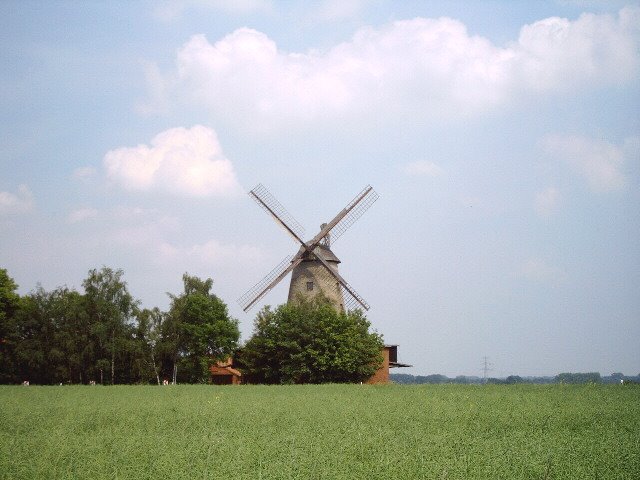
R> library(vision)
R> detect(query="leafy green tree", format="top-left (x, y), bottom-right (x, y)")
top-left (240, 298), bottom-right (383, 384)
top-left (2, 267), bottom-right (242, 385)
top-left (1, 278), bottom-right (89, 385)
top-left (49, 288), bottom-right (92, 384)
top-left (609, 372), bottom-right (624, 383)
top-left (419, 374), bottom-right (450, 384)
top-left (0, 268), bottom-right (20, 323)
top-left (12, 286), bottom-right (92, 384)
top-left (0, 268), bottom-right (21, 383)
top-left (83, 267), bottom-right (138, 384)
top-left (160, 304), bottom-right (181, 384)
top-left (12, 286), bottom-right (55, 384)
top-left (555, 372), bottom-right (602, 384)
top-left (166, 273), bottom-right (239, 383)
top-left (135, 307), bottom-right (165, 384)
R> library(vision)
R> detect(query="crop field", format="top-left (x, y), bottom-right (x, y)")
top-left (1, 384), bottom-right (638, 479)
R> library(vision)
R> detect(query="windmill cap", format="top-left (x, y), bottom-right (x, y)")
top-left (309, 244), bottom-right (341, 263)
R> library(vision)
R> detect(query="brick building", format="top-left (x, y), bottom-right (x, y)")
top-left (366, 345), bottom-right (412, 384)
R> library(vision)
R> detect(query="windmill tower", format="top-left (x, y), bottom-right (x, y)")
top-left (238, 184), bottom-right (379, 312)
top-left (287, 221), bottom-right (348, 309)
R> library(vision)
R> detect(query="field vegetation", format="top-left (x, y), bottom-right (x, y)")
top-left (1, 383), bottom-right (638, 479)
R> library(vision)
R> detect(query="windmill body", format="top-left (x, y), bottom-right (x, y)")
top-left (238, 185), bottom-right (378, 313)
top-left (288, 244), bottom-right (343, 311)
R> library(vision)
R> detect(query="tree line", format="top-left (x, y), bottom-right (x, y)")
top-left (391, 372), bottom-right (640, 385)
top-left (0, 267), bottom-right (383, 385)
top-left (0, 267), bottom-right (239, 385)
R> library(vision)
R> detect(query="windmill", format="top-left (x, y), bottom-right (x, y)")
top-left (238, 184), bottom-right (379, 312)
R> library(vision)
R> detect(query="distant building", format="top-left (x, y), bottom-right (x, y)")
top-left (209, 358), bottom-right (242, 385)
top-left (212, 345), bottom-right (410, 385)
top-left (367, 345), bottom-right (412, 384)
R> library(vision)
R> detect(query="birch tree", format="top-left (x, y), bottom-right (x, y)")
top-left (83, 267), bottom-right (138, 385)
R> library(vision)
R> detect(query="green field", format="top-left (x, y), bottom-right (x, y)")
top-left (1, 384), bottom-right (638, 479)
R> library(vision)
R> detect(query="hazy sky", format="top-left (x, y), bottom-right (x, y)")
top-left (1, 0), bottom-right (638, 377)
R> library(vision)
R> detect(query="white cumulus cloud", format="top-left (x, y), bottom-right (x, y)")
top-left (0, 184), bottom-right (34, 215)
top-left (534, 187), bottom-right (562, 217)
top-left (403, 160), bottom-right (444, 177)
top-left (71, 166), bottom-right (96, 181)
top-left (67, 207), bottom-right (98, 224)
top-left (159, 239), bottom-right (264, 266)
top-left (315, 0), bottom-right (365, 21)
top-left (520, 258), bottom-right (566, 283)
top-left (104, 125), bottom-right (242, 197)
top-left (109, 213), bottom-right (180, 248)
top-left (514, 7), bottom-right (640, 91)
top-left (542, 134), bottom-right (628, 192)
top-left (146, 7), bottom-right (640, 129)
top-left (154, 0), bottom-right (271, 22)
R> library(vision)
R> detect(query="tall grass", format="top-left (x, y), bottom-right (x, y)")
top-left (1, 384), bottom-right (638, 479)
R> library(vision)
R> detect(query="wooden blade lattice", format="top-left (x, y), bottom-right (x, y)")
top-left (314, 256), bottom-right (370, 311)
top-left (238, 255), bottom-right (295, 311)
top-left (339, 279), bottom-right (370, 311)
top-left (249, 184), bottom-right (305, 244)
top-left (325, 186), bottom-right (378, 245)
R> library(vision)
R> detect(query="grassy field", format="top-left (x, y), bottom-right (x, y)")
top-left (1, 384), bottom-right (638, 479)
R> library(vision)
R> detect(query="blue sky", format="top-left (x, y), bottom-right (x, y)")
top-left (1, 0), bottom-right (638, 377)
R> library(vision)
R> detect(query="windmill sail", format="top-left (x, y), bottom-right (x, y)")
top-left (314, 251), bottom-right (370, 311)
top-left (313, 260), bottom-right (370, 311)
top-left (325, 185), bottom-right (379, 245)
top-left (307, 185), bottom-right (378, 247)
top-left (249, 184), bottom-right (305, 244)
top-left (238, 184), bottom-right (377, 312)
top-left (239, 255), bottom-right (301, 312)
